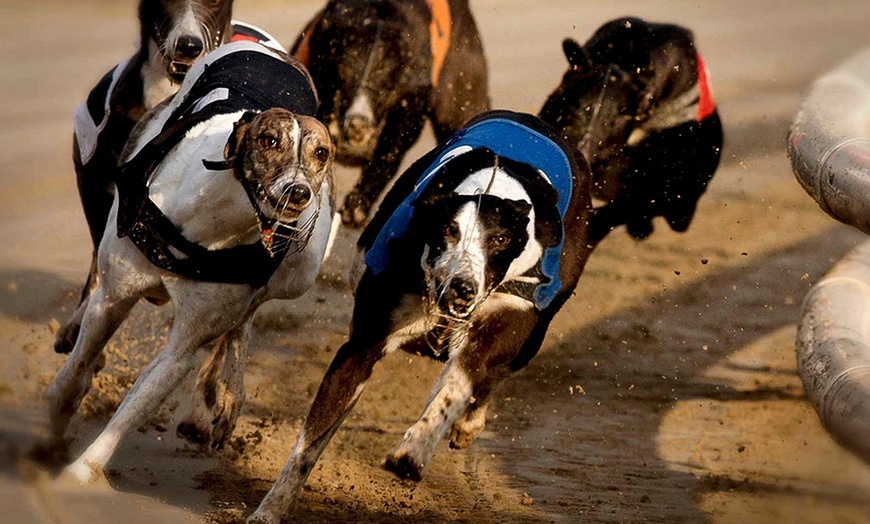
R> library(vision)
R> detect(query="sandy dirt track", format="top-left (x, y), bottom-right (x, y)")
top-left (2, 1), bottom-right (870, 522)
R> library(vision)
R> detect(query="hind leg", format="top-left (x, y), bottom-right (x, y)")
top-left (45, 284), bottom-right (139, 443)
top-left (64, 280), bottom-right (254, 484)
top-left (177, 314), bottom-right (254, 449)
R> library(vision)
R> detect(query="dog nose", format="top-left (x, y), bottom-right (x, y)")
top-left (175, 35), bottom-right (205, 61)
top-left (286, 183), bottom-right (312, 207)
top-left (343, 114), bottom-right (371, 146)
top-left (439, 278), bottom-right (478, 317)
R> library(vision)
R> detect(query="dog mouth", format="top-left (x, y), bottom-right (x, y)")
top-left (167, 60), bottom-right (195, 83)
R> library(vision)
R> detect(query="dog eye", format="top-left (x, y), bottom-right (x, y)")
top-left (259, 135), bottom-right (279, 149)
top-left (493, 233), bottom-right (511, 246)
top-left (210, 0), bottom-right (222, 6)
top-left (443, 223), bottom-right (459, 238)
top-left (314, 146), bottom-right (329, 162)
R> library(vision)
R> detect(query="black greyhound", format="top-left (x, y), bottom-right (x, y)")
top-left (61, 0), bottom-right (284, 354)
top-left (540, 17), bottom-right (723, 241)
top-left (247, 110), bottom-right (595, 524)
top-left (291, 0), bottom-right (490, 227)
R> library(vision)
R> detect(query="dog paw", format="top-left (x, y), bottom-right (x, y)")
top-left (53, 321), bottom-right (80, 354)
top-left (340, 191), bottom-right (371, 228)
top-left (448, 424), bottom-right (481, 450)
top-left (210, 392), bottom-right (240, 450)
top-left (626, 217), bottom-right (654, 240)
top-left (176, 418), bottom-right (212, 447)
top-left (383, 451), bottom-right (424, 482)
top-left (62, 459), bottom-right (107, 486)
top-left (177, 389), bottom-right (240, 450)
top-left (27, 438), bottom-right (71, 470)
top-left (246, 511), bottom-right (280, 524)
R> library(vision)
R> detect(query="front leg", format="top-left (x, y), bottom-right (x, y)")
top-left (341, 103), bottom-right (427, 227)
top-left (384, 293), bottom-right (539, 481)
top-left (247, 338), bottom-right (385, 524)
top-left (384, 355), bottom-right (474, 481)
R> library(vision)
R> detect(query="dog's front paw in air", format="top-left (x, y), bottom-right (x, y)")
top-left (383, 450), bottom-right (425, 482)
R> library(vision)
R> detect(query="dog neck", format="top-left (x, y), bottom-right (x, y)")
top-left (138, 38), bottom-right (181, 112)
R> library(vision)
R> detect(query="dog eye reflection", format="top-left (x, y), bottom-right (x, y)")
top-left (314, 146), bottom-right (329, 162)
top-left (258, 134), bottom-right (279, 150)
top-left (492, 233), bottom-right (511, 246)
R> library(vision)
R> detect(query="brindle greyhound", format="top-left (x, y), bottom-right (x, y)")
top-left (62, 0), bottom-right (284, 355)
top-left (540, 17), bottom-right (723, 241)
top-left (247, 110), bottom-right (595, 524)
top-left (47, 42), bottom-right (336, 484)
top-left (291, 0), bottom-right (490, 227)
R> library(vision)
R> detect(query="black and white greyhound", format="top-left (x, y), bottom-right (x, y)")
top-left (540, 17), bottom-right (723, 241)
top-left (291, 0), bottom-right (490, 227)
top-left (62, 0), bottom-right (285, 355)
top-left (247, 110), bottom-right (596, 523)
top-left (46, 42), bottom-right (337, 484)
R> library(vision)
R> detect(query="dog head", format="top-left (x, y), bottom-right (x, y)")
top-left (140, 0), bottom-right (235, 82)
top-left (413, 193), bottom-right (532, 319)
top-left (222, 109), bottom-right (334, 225)
top-left (303, 1), bottom-right (430, 163)
top-left (540, 38), bottom-right (640, 169)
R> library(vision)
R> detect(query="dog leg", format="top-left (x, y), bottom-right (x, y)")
top-left (448, 400), bottom-right (488, 450)
top-left (340, 106), bottom-right (426, 227)
top-left (386, 294), bottom-right (538, 480)
top-left (176, 334), bottom-right (228, 447)
top-left (247, 339), bottom-right (384, 524)
top-left (177, 314), bottom-right (253, 449)
top-left (64, 282), bottom-right (252, 484)
top-left (46, 285), bottom-right (138, 443)
top-left (384, 355), bottom-right (473, 481)
top-left (53, 287), bottom-right (90, 355)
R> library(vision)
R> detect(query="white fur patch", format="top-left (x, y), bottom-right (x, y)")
top-left (346, 93), bottom-right (374, 123)
top-left (428, 202), bottom-right (486, 306)
top-left (147, 111), bottom-right (259, 250)
top-left (143, 40), bottom-right (178, 110)
top-left (452, 167), bottom-right (544, 283)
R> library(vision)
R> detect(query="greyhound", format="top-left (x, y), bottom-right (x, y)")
top-left (46, 42), bottom-right (337, 484)
top-left (540, 17), bottom-right (723, 241)
top-left (291, 0), bottom-right (490, 227)
top-left (248, 110), bottom-right (596, 523)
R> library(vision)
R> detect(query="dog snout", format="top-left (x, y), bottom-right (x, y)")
top-left (438, 277), bottom-right (478, 318)
top-left (174, 35), bottom-right (205, 61)
top-left (286, 183), bottom-right (312, 208)
top-left (343, 114), bottom-right (372, 147)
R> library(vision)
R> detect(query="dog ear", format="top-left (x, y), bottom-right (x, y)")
top-left (502, 198), bottom-right (532, 217)
top-left (413, 191), bottom-right (450, 212)
top-left (562, 38), bottom-right (592, 72)
top-left (534, 205), bottom-right (562, 248)
top-left (224, 111), bottom-right (258, 161)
